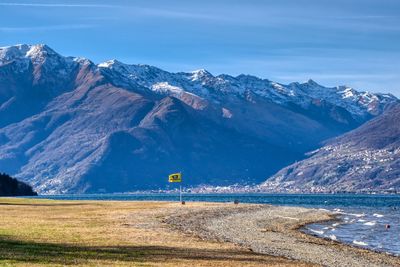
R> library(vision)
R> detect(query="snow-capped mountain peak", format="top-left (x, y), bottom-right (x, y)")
top-left (98, 59), bottom-right (122, 68)
top-left (96, 56), bottom-right (397, 121)
top-left (190, 68), bottom-right (213, 81)
top-left (26, 44), bottom-right (56, 57)
top-left (0, 44), bottom-right (30, 65)
top-left (0, 44), bottom-right (77, 72)
top-left (9, 43), bottom-right (389, 123)
top-left (0, 44), bottom-right (57, 62)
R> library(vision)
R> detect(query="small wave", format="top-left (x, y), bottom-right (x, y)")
top-left (332, 223), bottom-right (339, 227)
top-left (318, 208), bottom-right (330, 212)
top-left (358, 219), bottom-right (366, 222)
top-left (373, 213), bottom-right (384, 218)
top-left (353, 240), bottom-right (368, 246)
top-left (308, 228), bottom-right (324, 235)
top-left (364, 221), bottom-right (376, 226)
top-left (325, 235), bottom-right (337, 240)
top-left (333, 208), bottom-right (344, 213)
top-left (347, 213), bottom-right (365, 217)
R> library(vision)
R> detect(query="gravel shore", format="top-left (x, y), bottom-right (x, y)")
top-left (165, 204), bottom-right (400, 267)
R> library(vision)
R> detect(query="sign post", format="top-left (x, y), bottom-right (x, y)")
top-left (168, 172), bottom-right (183, 203)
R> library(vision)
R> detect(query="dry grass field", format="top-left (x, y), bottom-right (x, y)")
top-left (0, 198), bottom-right (311, 266)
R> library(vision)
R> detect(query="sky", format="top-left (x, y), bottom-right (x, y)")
top-left (0, 0), bottom-right (399, 96)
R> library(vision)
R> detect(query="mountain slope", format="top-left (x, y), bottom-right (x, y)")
top-left (261, 104), bottom-right (400, 192)
top-left (0, 44), bottom-right (397, 193)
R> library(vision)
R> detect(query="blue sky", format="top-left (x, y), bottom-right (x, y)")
top-left (0, 0), bottom-right (399, 96)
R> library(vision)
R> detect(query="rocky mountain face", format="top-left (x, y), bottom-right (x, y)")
top-left (0, 44), bottom-right (397, 194)
top-left (261, 104), bottom-right (400, 192)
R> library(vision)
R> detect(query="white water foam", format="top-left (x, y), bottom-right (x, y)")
top-left (308, 228), bottom-right (324, 235)
top-left (353, 240), bottom-right (368, 246)
top-left (318, 208), bottom-right (330, 212)
top-left (347, 213), bottom-right (365, 217)
top-left (328, 234), bottom-right (337, 240)
top-left (333, 208), bottom-right (344, 213)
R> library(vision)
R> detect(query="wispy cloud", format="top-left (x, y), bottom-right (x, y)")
top-left (330, 15), bottom-right (398, 20)
top-left (276, 73), bottom-right (399, 81)
top-left (0, 2), bottom-right (117, 8)
top-left (0, 3), bottom-right (234, 22)
top-left (135, 7), bottom-right (225, 21)
top-left (0, 24), bottom-right (96, 32)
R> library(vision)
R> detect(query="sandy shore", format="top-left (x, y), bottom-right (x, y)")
top-left (165, 204), bottom-right (400, 267)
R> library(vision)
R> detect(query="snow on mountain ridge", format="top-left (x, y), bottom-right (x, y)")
top-left (97, 58), bottom-right (397, 120)
top-left (0, 44), bottom-right (397, 121)
top-left (190, 69), bottom-right (213, 81)
top-left (0, 44), bottom-right (31, 64)
top-left (151, 82), bottom-right (184, 94)
top-left (0, 44), bottom-right (79, 82)
top-left (0, 44), bottom-right (61, 64)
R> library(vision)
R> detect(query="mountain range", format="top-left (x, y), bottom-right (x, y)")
top-left (0, 44), bottom-right (397, 194)
top-left (261, 104), bottom-right (400, 193)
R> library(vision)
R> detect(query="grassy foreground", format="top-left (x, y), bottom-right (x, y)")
top-left (0, 198), bottom-right (310, 266)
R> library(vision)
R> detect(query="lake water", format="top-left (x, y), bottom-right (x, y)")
top-left (31, 193), bottom-right (400, 256)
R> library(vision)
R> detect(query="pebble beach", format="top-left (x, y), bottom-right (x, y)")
top-left (165, 204), bottom-right (400, 267)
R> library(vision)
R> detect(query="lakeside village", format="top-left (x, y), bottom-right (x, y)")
top-left (124, 183), bottom-right (400, 195)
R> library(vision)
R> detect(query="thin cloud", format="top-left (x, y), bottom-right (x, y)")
top-left (0, 2), bottom-right (117, 8)
top-left (330, 15), bottom-right (398, 20)
top-left (276, 73), bottom-right (399, 81)
top-left (136, 7), bottom-right (225, 21)
top-left (0, 24), bottom-right (96, 32)
top-left (0, 3), bottom-right (231, 22)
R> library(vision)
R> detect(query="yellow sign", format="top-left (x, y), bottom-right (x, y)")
top-left (168, 173), bottom-right (182, 183)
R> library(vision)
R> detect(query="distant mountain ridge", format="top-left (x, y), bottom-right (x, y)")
top-left (0, 44), bottom-right (397, 194)
top-left (261, 104), bottom-right (400, 192)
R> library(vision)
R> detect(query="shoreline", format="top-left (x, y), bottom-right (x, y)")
top-left (1, 198), bottom-right (398, 266)
top-left (0, 198), bottom-right (313, 266)
top-left (165, 203), bottom-right (400, 267)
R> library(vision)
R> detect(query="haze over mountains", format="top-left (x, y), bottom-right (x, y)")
top-left (0, 44), bottom-right (397, 194)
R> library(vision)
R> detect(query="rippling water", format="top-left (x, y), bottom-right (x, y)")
top-left (30, 193), bottom-right (400, 256)
top-left (304, 205), bottom-right (400, 256)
